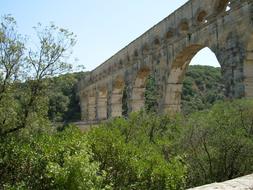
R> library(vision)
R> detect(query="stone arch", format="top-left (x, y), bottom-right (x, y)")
top-left (179, 19), bottom-right (189, 33)
top-left (165, 28), bottom-right (175, 40)
top-left (134, 49), bottom-right (139, 57)
top-left (153, 38), bottom-right (161, 47)
top-left (215, 0), bottom-right (230, 13)
top-left (142, 43), bottom-right (150, 55)
top-left (97, 86), bottom-right (108, 120)
top-left (164, 45), bottom-right (221, 113)
top-left (111, 75), bottom-right (125, 117)
top-left (130, 67), bottom-right (151, 112)
top-left (195, 9), bottom-right (208, 24)
top-left (87, 89), bottom-right (96, 121)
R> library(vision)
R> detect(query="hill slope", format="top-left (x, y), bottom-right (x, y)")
top-left (181, 65), bottom-right (224, 114)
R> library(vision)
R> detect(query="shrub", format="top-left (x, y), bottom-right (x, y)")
top-left (87, 112), bottom-right (187, 190)
top-left (181, 99), bottom-right (253, 187)
top-left (0, 126), bottom-right (109, 189)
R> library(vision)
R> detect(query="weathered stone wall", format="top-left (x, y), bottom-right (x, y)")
top-left (78, 0), bottom-right (253, 121)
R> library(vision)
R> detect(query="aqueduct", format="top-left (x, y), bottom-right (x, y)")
top-left (78, 0), bottom-right (253, 122)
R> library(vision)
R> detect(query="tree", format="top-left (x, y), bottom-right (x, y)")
top-left (0, 15), bottom-right (24, 97)
top-left (0, 15), bottom-right (25, 136)
top-left (0, 15), bottom-right (76, 137)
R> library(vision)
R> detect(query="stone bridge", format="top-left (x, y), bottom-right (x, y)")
top-left (78, 0), bottom-right (253, 122)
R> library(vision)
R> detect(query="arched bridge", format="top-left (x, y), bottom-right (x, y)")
top-left (78, 0), bottom-right (253, 121)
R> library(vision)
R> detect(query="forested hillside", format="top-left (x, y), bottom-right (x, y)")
top-left (181, 65), bottom-right (224, 114)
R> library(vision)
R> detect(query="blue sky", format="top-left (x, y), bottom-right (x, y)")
top-left (1, 0), bottom-right (220, 71)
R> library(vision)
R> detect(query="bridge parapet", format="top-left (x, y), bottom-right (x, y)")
top-left (188, 174), bottom-right (253, 190)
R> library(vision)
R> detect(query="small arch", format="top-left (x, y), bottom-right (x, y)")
top-left (179, 20), bottom-right (189, 32)
top-left (153, 38), bottom-right (160, 46)
top-left (134, 50), bottom-right (139, 57)
top-left (165, 29), bottom-right (174, 39)
top-left (196, 10), bottom-right (208, 23)
top-left (216, 0), bottom-right (230, 13)
top-left (142, 43), bottom-right (150, 54)
top-left (114, 75), bottom-right (124, 89)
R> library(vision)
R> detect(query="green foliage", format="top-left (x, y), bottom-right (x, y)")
top-left (145, 75), bottom-right (159, 113)
top-left (0, 15), bottom-right (76, 136)
top-left (181, 99), bottom-right (253, 187)
top-left (181, 65), bottom-right (224, 114)
top-left (48, 72), bottom-right (88, 122)
top-left (0, 126), bottom-right (109, 189)
top-left (87, 112), bottom-right (187, 190)
top-left (143, 65), bottom-right (224, 115)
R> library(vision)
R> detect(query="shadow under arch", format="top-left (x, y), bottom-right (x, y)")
top-left (164, 45), bottom-right (221, 113)
top-left (130, 67), bottom-right (151, 112)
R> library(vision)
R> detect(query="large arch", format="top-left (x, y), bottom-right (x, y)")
top-left (97, 87), bottom-right (108, 120)
top-left (130, 67), bottom-right (151, 112)
top-left (110, 76), bottom-right (125, 118)
top-left (164, 45), bottom-right (221, 113)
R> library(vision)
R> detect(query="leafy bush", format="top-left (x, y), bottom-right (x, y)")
top-left (87, 112), bottom-right (187, 190)
top-left (181, 99), bottom-right (253, 187)
top-left (0, 126), bottom-right (109, 189)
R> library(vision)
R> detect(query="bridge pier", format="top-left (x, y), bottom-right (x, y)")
top-left (87, 94), bottom-right (96, 121)
top-left (111, 90), bottom-right (123, 118)
top-left (97, 88), bottom-right (107, 120)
